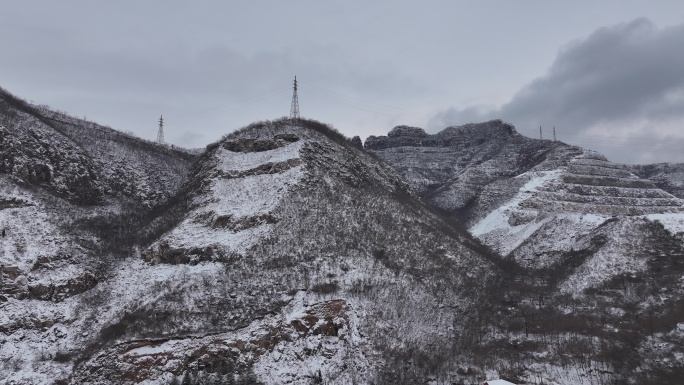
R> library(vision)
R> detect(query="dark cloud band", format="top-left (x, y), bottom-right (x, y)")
top-left (430, 18), bottom-right (684, 164)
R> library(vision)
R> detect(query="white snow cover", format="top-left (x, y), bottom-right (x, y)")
top-left (253, 292), bottom-right (371, 385)
top-left (206, 167), bottom-right (302, 219)
top-left (157, 140), bottom-right (304, 254)
top-left (75, 290), bottom-right (371, 385)
top-left (0, 256), bottom-right (226, 385)
top-left (216, 140), bottom-right (304, 172)
top-left (559, 218), bottom-right (650, 295)
top-left (471, 170), bottom-right (562, 256)
top-left (0, 182), bottom-right (67, 272)
top-left (646, 212), bottom-right (684, 235)
top-left (484, 380), bottom-right (516, 385)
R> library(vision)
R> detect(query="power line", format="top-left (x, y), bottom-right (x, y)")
top-left (302, 87), bottom-right (398, 116)
top-left (298, 81), bottom-right (407, 113)
top-left (175, 85), bottom-right (291, 120)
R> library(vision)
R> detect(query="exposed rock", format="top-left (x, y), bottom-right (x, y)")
top-left (274, 133), bottom-right (300, 143)
top-left (0, 197), bottom-right (33, 209)
top-left (350, 135), bottom-right (363, 149)
top-left (142, 241), bottom-right (218, 265)
top-left (387, 125), bottom-right (428, 138)
top-left (72, 298), bottom-right (367, 385)
top-left (28, 271), bottom-right (97, 301)
top-left (219, 158), bottom-right (302, 179)
top-left (364, 120), bottom-right (515, 150)
top-left (211, 213), bottom-right (278, 231)
top-left (223, 135), bottom-right (300, 153)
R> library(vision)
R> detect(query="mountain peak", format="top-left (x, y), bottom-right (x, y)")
top-left (439, 119), bottom-right (518, 139)
top-left (387, 125), bottom-right (428, 138)
top-left (364, 119), bottom-right (518, 150)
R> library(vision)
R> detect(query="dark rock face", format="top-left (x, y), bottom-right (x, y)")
top-left (350, 135), bottom-right (363, 149)
top-left (366, 119), bottom-right (563, 217)
top-left (72, 299), bottom-right (356, 384)
top-left (364, 120), bottom-right (516, 151)
top-left (223, 135), bottom-right (300, 153)
top-left (0, 123), bottom-right (105, 205)
top-left (387, 125), bottom-right (428, 138)
top-left (219, 159), bottom-right (303, 179)
top-left (28, 272), bottom-right (97, 301)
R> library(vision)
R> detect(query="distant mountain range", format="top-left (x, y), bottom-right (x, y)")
top-left (1, 87), bottom-right (683, 384)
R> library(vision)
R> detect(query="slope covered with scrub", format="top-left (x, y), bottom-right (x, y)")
top-left (1, 109), bottom-right (502, 384)
top-left (369, 121), bottom-right (684, 384)
top-left (3, 85), bottom-right (684, 384)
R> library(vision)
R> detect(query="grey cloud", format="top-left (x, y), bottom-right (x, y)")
top-left (429, 18), bottom-right (684, 164)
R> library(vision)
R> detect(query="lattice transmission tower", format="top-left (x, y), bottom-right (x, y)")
top-left (157, 115), bottom-right (164, 144)
top-left (289, 76), bottom-right (300, 120)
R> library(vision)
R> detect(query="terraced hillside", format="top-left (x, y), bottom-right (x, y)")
top-left (628, 162), bottom-right (684, 199)
top-left (369, 121), bottom-right (684, 383)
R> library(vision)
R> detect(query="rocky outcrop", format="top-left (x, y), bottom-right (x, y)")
top-left (350, 136), bottom-right (363, 149)
top-left (219, 159), bottom-right (302, 179)
top-left (365, 125), bottom-right (433, 149)
top-left (0, 123), bottom-right (104, 205)
top-left (72, 298), bottom-right (367, 385)
top-left (367, 120), bottom-right (564, 205)
top-left (27, 272), bottom-right (97, 302)
top-left (364, 120), bottom-right (516, 150)
top-left (387, 125), bottom-right (428, 138)
top-left (223, 134), bottom-right (300, 153)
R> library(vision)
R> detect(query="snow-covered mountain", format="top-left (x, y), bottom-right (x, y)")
top-left (0, 91), bottom-right (502, 385)
top-left (369, 121), bottom-right (684, 384)
top-left (368, 121), bottom-right (684, 281)
top-left (2, 85), bottom-right (684, 385)
top-left (628, 163), bottom-right (684, 199)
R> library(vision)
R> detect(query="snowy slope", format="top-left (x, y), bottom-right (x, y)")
top-left (3, 84), bottom-right (683, 384)
top-left (370, 120), bottom-right (684, 384)
top-left (2, 118), bottom-right (499, 385)
top-left (0, 87), bottom-right (195, 208)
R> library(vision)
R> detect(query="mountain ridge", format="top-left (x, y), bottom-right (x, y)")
top-left (1, 88), bottom-right (684, 384)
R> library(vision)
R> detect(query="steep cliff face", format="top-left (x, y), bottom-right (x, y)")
top-left (365, 120), bottom-right (565, 214)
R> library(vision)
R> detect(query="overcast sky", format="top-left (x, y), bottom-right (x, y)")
top-left (1, 1), bottom-right (683, 164)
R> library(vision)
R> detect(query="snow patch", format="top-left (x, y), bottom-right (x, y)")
top-left (158, 141), bottom-right (305, 254)
top-left (217, 140), bottom-right (304, 172)
top-left (471, 170), bottom-right (562, 255)
top-left (646, 212), bottom-right (684, 235)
